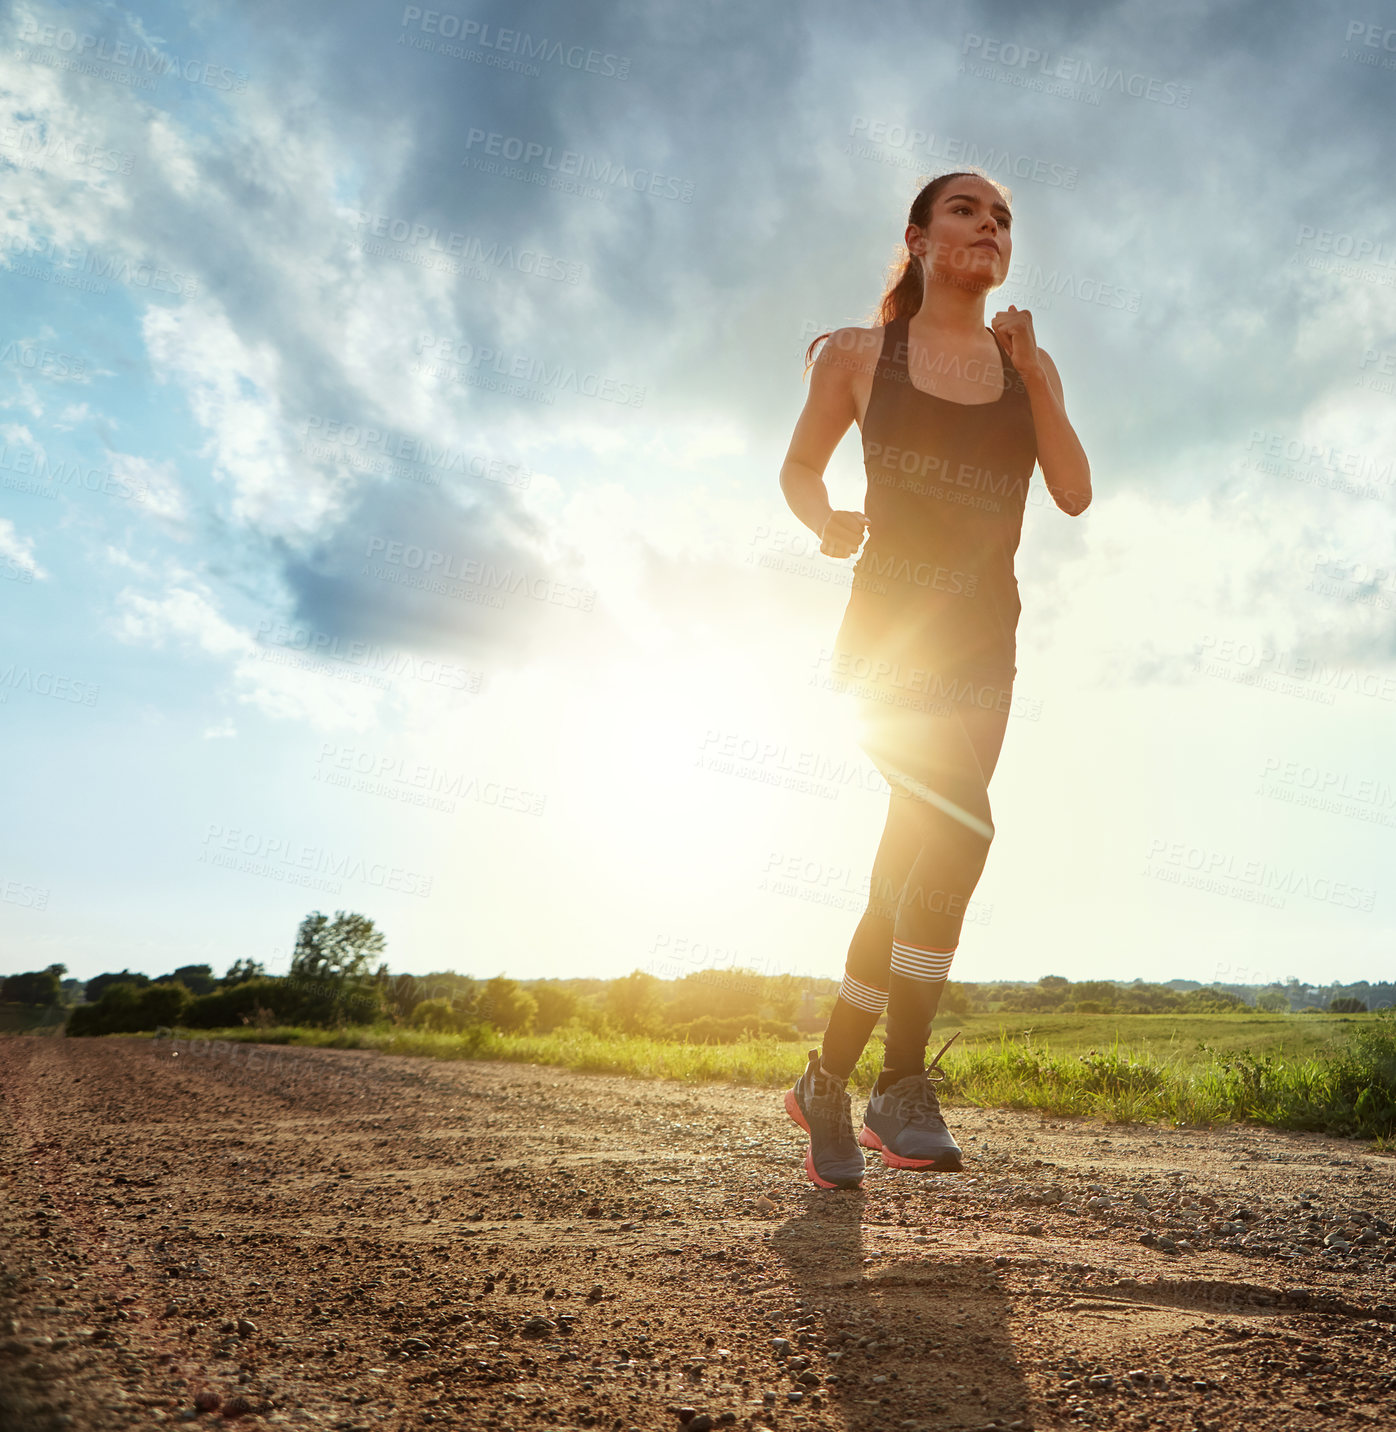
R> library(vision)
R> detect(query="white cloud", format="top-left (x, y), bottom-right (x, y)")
top-left (0, 518), bottom-right (46, 580)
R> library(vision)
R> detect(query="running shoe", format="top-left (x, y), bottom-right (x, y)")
top-left (858, 1032), bottom-right (963, 1171)
top-left (783, 1049), bottom-right (866, 1189)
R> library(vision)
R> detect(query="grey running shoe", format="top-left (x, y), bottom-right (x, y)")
top-left (783, 1049), bottom-right (866, 1189)
top-left (859, 1032), bottom-right (963, 1171)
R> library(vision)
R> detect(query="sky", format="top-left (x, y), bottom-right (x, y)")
top-left (2, 0), bottom-right (1395, 991)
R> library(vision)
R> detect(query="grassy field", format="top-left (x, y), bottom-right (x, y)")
top-left (940, 1010), bottom-right (1369, 1061)
top-left (134, 1009), bottom-right (1396, 1147)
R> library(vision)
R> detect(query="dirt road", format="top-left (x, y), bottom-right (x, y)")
top-left (1, 1035), bottom-right (1394, 1431)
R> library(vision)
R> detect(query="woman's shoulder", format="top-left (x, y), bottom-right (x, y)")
top-left (812, 323), bottom-right (889, 377)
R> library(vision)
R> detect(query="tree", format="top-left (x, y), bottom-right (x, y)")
top-left (2, 967), bottom-right (64, 1006)
top-left (222, 958), bottom-right (267, 986)
top-left (530, 982), bottom-right (581, 1033)
top-left (158, 964), bottom-right (217, 996)
top-left (1330, 997), bottom-right (1368, 1014)
top-left (1256, 988), bottom-right (1289, 1013)
top-left (477, 975), bottom-right (537, 1034)
top-left (410, 997), bottom-right (467, 1033)
top-left (289, 910), bottom-right (387, 1025)
top-left (605, 970), bottom-right (661, 1036)
top-left (85, 969), bottom-right (150, 1002)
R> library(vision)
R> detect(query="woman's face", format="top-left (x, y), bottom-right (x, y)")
top-left (911, 179), bottom-right (1012, 291)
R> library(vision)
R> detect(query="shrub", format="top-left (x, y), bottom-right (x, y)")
top-left (672, 1015), bottom-right (799, 1045)
top-left (67, 981), bottom-right (191, 1036)
top-left (410, 998), bottom-right (469, 1033)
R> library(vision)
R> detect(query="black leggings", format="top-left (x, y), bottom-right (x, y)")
top-left (821, 673), bottom-right (1012, 1078)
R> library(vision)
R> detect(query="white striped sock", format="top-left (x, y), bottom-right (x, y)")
top-left (837, 973), bottom-right (889, 1014)
top-left (890, 940), bottom-right (956, 982)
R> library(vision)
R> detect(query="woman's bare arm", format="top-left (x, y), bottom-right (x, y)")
top-left (778, 329), bottom-right (873, 557)
top-left (1023, 349), bottom-right (1091, 516)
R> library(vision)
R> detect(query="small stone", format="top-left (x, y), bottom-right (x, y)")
top-left (522, 1316), bottom-right (554, 1335)
top-left (688, 1417), bottom-right (715, 1432)
top-left (771, 1338), bottom-right (792, 1356)
top-left (755, 1197), bottom-right (778, 1214)
top-left (1026, 1224), bottom-right (1044, 1237)
top-left (676, 1407), bottom-right (697, 1424)
top-left (222, 1396), bottom-right (255, 1419)
top-left (194, 1391), bottom-right (221, 1412)
top-left (236, 1318), bottom-right (257, 1338)
top-left (587, 1283), bottom-right (604, 1301)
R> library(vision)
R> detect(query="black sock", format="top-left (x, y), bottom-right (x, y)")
top-left (874, 1064), bottom-right (923, 1095)
top-left (820, 998), bottom-right (880, 1081)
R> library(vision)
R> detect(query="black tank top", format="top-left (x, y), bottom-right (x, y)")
top-left (833, 312), bottom-right (1038, 676)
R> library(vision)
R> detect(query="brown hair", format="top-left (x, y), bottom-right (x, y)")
top-left (803, 167), bottom-right (1013, 373)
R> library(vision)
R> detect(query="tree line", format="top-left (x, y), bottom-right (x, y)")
top-left (3, 915), bottom-right (1386, 1043)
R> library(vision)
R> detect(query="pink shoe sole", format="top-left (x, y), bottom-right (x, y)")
top-left (858, 1123), bottom-right (960, 1171)
top-left (783, 1087), bottom-right (810, 1133)
top-left (785, 1089), bottom-right (857, 1189)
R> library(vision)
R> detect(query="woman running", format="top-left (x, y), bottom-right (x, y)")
top-left (778, 168), bottom-right (1092, 1189)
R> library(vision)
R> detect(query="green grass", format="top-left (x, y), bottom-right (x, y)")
top-left (134, 1010), bottom-right (1396, 1146)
